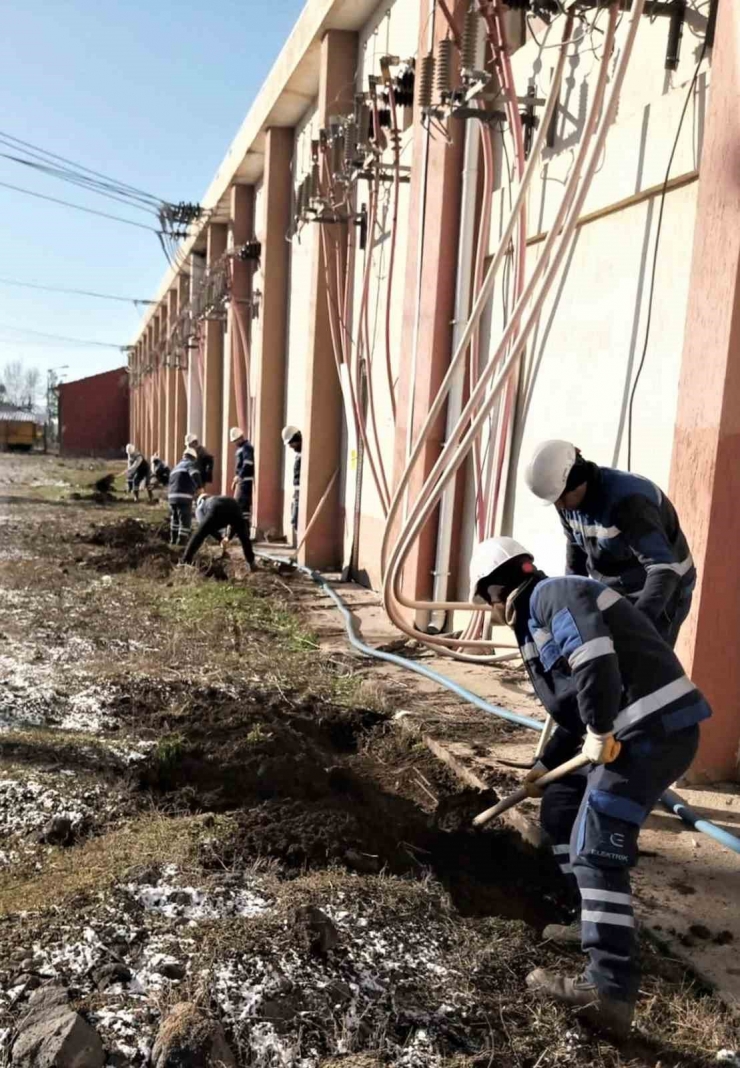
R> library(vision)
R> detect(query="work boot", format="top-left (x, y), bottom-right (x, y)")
top-left (526, 969), bottom-right (634, 1038)
top-left (542, 920), bottom-right (582, 946)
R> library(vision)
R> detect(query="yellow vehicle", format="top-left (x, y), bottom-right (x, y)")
top-left (0, 406), bottom-right (37, 451)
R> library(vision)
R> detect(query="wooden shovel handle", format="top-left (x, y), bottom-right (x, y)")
top-left (473, 753), bottom-right (591, 829)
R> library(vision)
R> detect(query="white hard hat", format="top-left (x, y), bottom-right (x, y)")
top-left (229, 427), bottom-right (244, 443)
top-left (184, 447), bottom-right (198, 460)
top-left (195, 495), bottom-right (208, 522)
top-left (125, 443), bottom-right (136, 456)
top-left (469, 536), bottom-right (533, 602)
top-left (151, 453), bottom-right (160, 462)
top-left (525, 439), bottom-right (578, 504)
top-left (185, 433), bottom-right (198, 447)
top-left (281, 425), bottom-right (300, 446)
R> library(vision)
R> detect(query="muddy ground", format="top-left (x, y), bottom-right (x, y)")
top-left (0, 455), bottom-right (738, 1068)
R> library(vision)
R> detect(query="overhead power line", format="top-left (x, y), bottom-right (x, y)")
top-left (0, 323), bottom-right (124, 348)
top-left (0, 178), bottom-right (159, 232)
top-left (0, 276), bottom-right (154, 306)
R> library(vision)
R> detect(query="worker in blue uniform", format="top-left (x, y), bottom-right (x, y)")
top-left (469, 536), bottom-right (711, 1037)
top-left (525, 441), bottom-right (694, 646)
top-left (167, 448), bottom-right (202, 545)
top-left (229, 427), bottom-right (255, 526)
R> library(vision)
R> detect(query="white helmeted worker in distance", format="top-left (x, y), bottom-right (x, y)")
top-left (124, 444), bottom-right (152, 503)
top-left (281, 425), bottom-right (302, 546)
top-left (524, 440), bottom-right (694, 647)
top-left (468, 536), bottom-right (711, 1037)
top-left (229, 427), bottom-right (254, 523)
top-left (184, 432), bottom-right (214, 486)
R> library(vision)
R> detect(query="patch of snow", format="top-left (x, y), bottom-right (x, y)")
top-left (128, 871), bottom-right (270, 922)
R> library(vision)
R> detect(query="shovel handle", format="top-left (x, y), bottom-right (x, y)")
top-left (473, 752), bottom-right (591, 829)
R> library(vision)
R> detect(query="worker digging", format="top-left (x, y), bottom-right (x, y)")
top-left (468, 535), bottom-right (712, 1037)
top-left (184, 493), bottom-right (257, 569)
top-left (525, 440), bottom-right (695, 647)
top-left (124, 444), bottom-right (153, 503)
top-left (166, 446), bottom-right (202, 545)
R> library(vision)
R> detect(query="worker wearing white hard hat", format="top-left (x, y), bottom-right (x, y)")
top-left (281, 425), bottom-right (302, 542)
top-left (183, 432), bottom-right (214, 486)
top-left (469, 536), bottom-right (711, 1037)
top-left (123, 444), bottom-right (153, 503)
top-left (229, 427), bottom-right (255, 525)
top-left (524, 440), bottom-right (695, 648)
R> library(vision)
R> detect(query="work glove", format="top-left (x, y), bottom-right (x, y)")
top-left (523, 761), bottom-right (548, 798)
top-left (581, 727), bottom-right (622, 765)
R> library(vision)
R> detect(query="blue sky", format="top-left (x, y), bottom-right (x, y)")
top-left (0, 0), bottom-right (305, 399)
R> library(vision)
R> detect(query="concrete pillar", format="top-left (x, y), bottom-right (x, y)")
top-left (391, 0), bottom-right (465, 607)
top-left (152, 312), bottom-right (162, 464)
top-left (188, 254), bottom-right (205, 442)
top-left (144, 325), bottom-right (154, 460)
top-left (299, 30), bottom-right (358, 568)
top-left (158, 305), bottom-right (168, 461)
top-left (669, 1), bottom-right (740, 783)
top-left (165, 287), bottom-right (179, 466)
top-left (204, 229), bottom-right (228, 488)
top-left (253, 127), bottom-right (293, 536)
top-left (175, 274), bottom-right (189, 458)
top-left (223, 184), bottom-right (254, 494)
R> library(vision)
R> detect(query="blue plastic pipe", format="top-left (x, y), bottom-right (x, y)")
top-left (661, 789), bottom-right (740, 855)
top-left (257, 553), bottom-right (740, 856)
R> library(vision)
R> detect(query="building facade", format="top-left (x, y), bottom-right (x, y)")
top-left (129, 0), bottom-right (737, 781)
top-left (59, 367), bottom-right (130, 458)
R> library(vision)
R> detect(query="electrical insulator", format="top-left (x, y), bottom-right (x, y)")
top-left (435, 38), bottom-right (453, 99)
top-left (358, 103), bottom-right (373, 146)
top-left (344, 121), bottom-right (358, 165)
top-left (331, 135), bottom-right (343, 177)
top-left (418, 52), bottom-right (434, 108)
top-left (394, 65), bottom-right (415, 108)
top-left (462, 5), bottom-right (479, 70)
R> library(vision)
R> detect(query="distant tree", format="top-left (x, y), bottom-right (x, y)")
top-left (0, 360), bottom-right (41, 409)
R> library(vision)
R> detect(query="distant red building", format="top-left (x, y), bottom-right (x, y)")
top-left (58, 367), bottom-right (130, 458)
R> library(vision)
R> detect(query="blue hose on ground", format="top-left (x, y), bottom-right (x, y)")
top-left (257, 552), bottom-right (740, 856)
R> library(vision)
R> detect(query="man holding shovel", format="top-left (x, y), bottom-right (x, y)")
top-left (469, 537), bottom-right (711, 1037)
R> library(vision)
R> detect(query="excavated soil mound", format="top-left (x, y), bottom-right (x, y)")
top-left (125, 679), bottom-right (566, 927)
top-left (80, 519), bottom-right (230, 579)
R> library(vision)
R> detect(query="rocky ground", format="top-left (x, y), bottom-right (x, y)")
top-left (0, 454), bottom-right (738, 1068)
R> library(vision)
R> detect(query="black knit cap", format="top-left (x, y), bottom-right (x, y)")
top-left (563, 450), bottom-right (589, 493)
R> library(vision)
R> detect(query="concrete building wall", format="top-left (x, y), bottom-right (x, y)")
top-left (454, 10), bottom-right (711, 594)
top-left (347, 0), bottom-right (419, 586)
top-left (283, 104), bottom-right (319, 536)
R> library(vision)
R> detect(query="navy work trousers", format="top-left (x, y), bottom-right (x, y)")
top-left (540, 725), bottom-right (699, 1002)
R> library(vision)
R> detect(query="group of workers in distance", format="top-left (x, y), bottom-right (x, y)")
top-left (127, 429), bottom-right (705, 1038)
top-left (123, 424), bottom-right (303, 568)
top-left (469, 439), bottom-right (709, 1037)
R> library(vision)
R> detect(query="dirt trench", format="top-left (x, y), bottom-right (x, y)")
top-left (79, 517), bottom-right (230, 579)
top-left (120, 676), bottom-right (567, 929)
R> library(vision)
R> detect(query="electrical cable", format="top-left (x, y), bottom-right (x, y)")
top-left (0, 276), bottom-right (154, 306)
top-left (626, 36), bottom-right (708, 470)
top-left (0, 178), bottom-right (160, 232)
top-left (0, 323), bottom-right (123, 348)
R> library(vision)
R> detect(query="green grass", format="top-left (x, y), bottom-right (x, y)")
top-left (159, 581), bottom-right (317, 653)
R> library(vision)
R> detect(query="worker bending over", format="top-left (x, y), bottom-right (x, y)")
top-left (124, 444), bottom-right (153, 503)
top-left (150, 454), bottom-right (170, 488)
top-left (167, 448), bottom-right (202, 545)
top-left (469, 537), bottom-right (711, 1037)
top-left (229, 427), bottom-right (255, 525)
top-left (184, 494), bottom-right (256, 569)
top-left (185, 432), bottom-right (214, 486)
top-left (525, 441), bottom-right (694, 646)
top-left (282, 425), bottom-right (302, 545)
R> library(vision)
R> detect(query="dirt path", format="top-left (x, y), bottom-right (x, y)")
top-left (0, 455), bottom-right (738, 1068)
